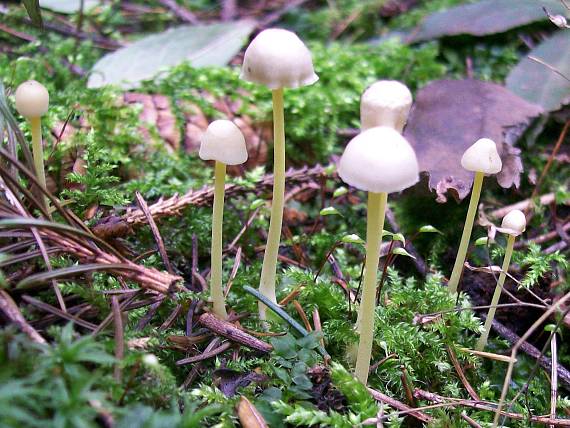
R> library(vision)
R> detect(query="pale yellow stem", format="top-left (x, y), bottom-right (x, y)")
top-left (355, 192), bottom-right (387, 384)
top-left (30, 116), bottom-right (47, 191)
top-left (211, 160), bottom-right (228, 319)
top-left (476, 234), bottom-right (515, 351)
top-left (448, 171), bottom-right (484, 294)
top-left (258, 88), bottom-right (285, 320)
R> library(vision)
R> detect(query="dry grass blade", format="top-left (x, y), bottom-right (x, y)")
top-left (112, 296), bottom-right (124, 382)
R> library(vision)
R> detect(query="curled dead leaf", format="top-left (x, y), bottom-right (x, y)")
top-left (237, 396), bottom-right (268, 428)
top-left (404, 79), bottom-right (542, 203)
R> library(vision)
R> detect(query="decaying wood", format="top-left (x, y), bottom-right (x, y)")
top-left (92, 165), bottom-right (327, 239)
top-left (198, 312), bottom-right (273, 354)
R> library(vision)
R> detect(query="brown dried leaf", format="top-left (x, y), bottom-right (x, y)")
top-left (124, 93), bottom-right (181, 151)
top-left (404, 79), bottom-right (542, 203)
top-left (237, 396), bottom-right (268, 428)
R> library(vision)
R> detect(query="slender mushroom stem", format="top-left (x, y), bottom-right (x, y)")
top-left (211, 160), bottom-right (228, 319)
top-left (476, 234), bottom-right (515, 351)
top-left (355, 191), bottom-right (387, 384)
top-left (258, 88), bottom-right (286, 320)
top-left (448, 171), bottom-right (484, 294)
top-left (30, 116), bottom-right (47, 191)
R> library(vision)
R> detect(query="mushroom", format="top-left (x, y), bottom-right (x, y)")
top-left (338, 126), bottom-right (419, 384)
top-left (199, 120), bottom-right (248, 319)
top-left (448, 138), bottom-right (502, 294)
top-left (475, 209), bottom-right (526, 351)
top-left (360, 80), bottom-right (413, 132)
top-left (14, 80), bottom-right (49, 192)
top-left (241, 29), bottom-right (318, 320)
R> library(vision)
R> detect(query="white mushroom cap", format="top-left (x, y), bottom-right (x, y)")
top-left (360, 80), bottom-right (413, 132)
top-left (199, 120), bottom-right (248, 165)
top-left (240, 29), bottom-right (318, 90)
top-left (501, 210), bottom-right (526, 236)
top-left (461, 138), bottom-right (502, 174)
top-left (15, 80), bottom-right (49, 118)
top-left (338, 126), bottom-right (419, 194)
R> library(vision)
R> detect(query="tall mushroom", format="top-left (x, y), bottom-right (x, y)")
top-left (241, 29), bottom-right (318, 319)
top-left (360, 80), bottom-right (413, 132)
top-left (448, 138), bottom-right (502, 294)
top-left (199, 120), bottom-right (248, 319)
top-left (14, 80), bottom-right (49, 191)
top-left (338, 126), bottom-right (419, 384)
top-left (475, 209), bottom-right (526, 351)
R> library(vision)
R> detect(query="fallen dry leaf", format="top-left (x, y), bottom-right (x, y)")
top-left (124, 93), bottom-right (181, 151)
top-left (404, 79), bottom-right (542, 203)
top-left (237, 396), bottom-right (268, 428)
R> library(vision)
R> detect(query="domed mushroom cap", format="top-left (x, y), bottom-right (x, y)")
top-left (338, 126), bottom-right (419, 194)
top-left (501, 209), bottom-right (526, 236)
top-left (15, 80), bottom-right (49, 118)
top-left (360, 80), bottom-right (413, 132)
top-left (240, 29), bottom-right (318, 90)
top-left (461, 138), bottom-right (502, 174)
top-left (199, 120), bottom-right (248, 165)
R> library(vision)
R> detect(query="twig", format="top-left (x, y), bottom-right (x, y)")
top-left (93, 165), bottom-right (327, 239)
top-left (258, 0), bottom-right (312, 28)
top-left (181, 337), bottom-right (219, 389)
top-left (0, 290), bottom-right (46, 343)
top-left (158, 0), bottom-right (199, 24)
top-left (448, 346), bottom-right (480, 401)
top-left (135, 191), bottom-right (174, 274)
top-left (530, 120), bottom-right (570, 201)
top-left (176, 341), bottom-right (232, 365)
top-left (551, 333), bottom-right (558, 428)
top-left (22, 295), bottom-right (97, 330)
top-left (221, 0), bottom-right (237, 21)
top-left (488, 317), bottom-right (570, 391)
top-left (529, 57), bottom-right (570, 83)
top-left (368, 387), bottom-right (433, 424)
top-left (112, 296), bottom-right (124, 382)
top-left (488, 193), bottom-right (557, 219)
top-left (198, 312), bottom-right (273, 353)
top-left (292, 300), bottom-right (312, 332)
top-left (414, 389), bottom-right (570, 426)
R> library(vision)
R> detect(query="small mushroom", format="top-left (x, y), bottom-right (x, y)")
top-left (241, 29), bottom-right (318, 320)
top-left (199, 120), bottom-right (248, 319)
top-left (360, 80), bottom-right (413, 132)
top-left (14, 80), bottom-right (49, 192)
top-left (475, 210), bottom-right (526, 351)
top-left (338, 126), bottom-right (419, 384)
top-left (448, 138), bottom-right (502, 294)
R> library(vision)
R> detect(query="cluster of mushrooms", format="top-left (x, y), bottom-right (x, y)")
top-left (13, 28), bottom-right (528, 387)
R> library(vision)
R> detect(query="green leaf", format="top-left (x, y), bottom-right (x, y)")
top-left (418, 225), bottom-right (443, 234)
top-left (320, 206), bottom-right (341, 216)
top-left (250, 199), bottom-right (266, 210)
top-left (506, 31), bottom-right (570, 112)
top-left (23, 0), bottom-right (43, 28)
top-left (391, 233), bottom-right (406, 245)
top-left (88, 21), bottom-right (255, 89)
top-left (39, 0), bottom-right (100, 13)
top-left (341, 234), bottom-right (365, 245)
top-left (333, 186), bottom-right (348, 198)
top-left (392, 248), bottom-right (416, 259)
top-left (408, 0), bottom-right (566, 42)
top-left (475, 237), bottom-right (489, 246)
